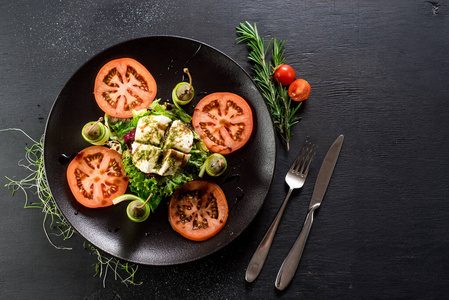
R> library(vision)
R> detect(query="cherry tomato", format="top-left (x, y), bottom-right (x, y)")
top-left (94, 58), bottom-right (157, 118)
top-left (168, 180), bottom-right (228, 241)
top-left (192, 92), bottom-right (253, 155)
top-left (288, 79), bottom-right (311, 102)
top-left (66, 146), bottom-right (129, 208)
top-left (273, 64), bottom-right (296, 86)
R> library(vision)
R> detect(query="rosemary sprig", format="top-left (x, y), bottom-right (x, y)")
top-left (236, 22), bottom-right (302, 151)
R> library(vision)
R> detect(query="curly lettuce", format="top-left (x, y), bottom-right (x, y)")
top-left (122, 148), bottom-right (207, 212)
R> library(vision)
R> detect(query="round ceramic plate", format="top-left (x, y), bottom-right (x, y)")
top-left (44, 36), bottom-right (276, 265)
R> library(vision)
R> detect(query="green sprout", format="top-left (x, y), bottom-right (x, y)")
top-left (84, 242), bottom-right (142, 287)
top-left (2, 129), bottom-right (74, 249)
top-left (2, 128), bottom-right (141, 286)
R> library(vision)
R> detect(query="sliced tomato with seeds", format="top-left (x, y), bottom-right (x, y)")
top-left (168, 180), bottom-right (228, 241)
top-left (66, 146), bottom-right (129, 208)
top-left (94, 58), bottom-right (157, 118)
top-left (192, 92), bottom-right (253, 155)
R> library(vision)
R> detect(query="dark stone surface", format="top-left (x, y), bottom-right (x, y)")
top-left (1, 0), bottom-right (448, 299)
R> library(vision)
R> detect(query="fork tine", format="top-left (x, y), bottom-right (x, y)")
top-left (295, 142), bottom-right (311, 173)
top-left (289, 141), bottom-right (308, 172)
top-left (301, 145), bottom-right (318, 176)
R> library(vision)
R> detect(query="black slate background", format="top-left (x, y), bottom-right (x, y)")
top-left (1, 0), bottom-right (448, 299)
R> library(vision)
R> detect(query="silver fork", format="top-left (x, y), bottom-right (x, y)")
top-left (245, 142), bottom-right (317, 282)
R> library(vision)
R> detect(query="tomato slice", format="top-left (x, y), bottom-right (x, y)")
top-left (66, 146), bottom-right (129, 208)
top-left (168, 180), bottom-right (228, 241)
top-left (192, 92), bottom-right (253, 155)
top-left (94, 58), bottom-right (157, 118)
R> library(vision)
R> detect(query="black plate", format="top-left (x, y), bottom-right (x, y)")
top-left (44, 36), bottom-right (276, 265)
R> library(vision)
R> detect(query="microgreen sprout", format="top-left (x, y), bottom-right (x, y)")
top-left (2, 128), bottom-right (74, 249)
top-left (2, 128), bottom-right (141, 286)
top-left (84, 242), bottom-right (142, 288)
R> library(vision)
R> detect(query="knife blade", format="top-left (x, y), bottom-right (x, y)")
top-left (275, 134), bottom-right (344, 291)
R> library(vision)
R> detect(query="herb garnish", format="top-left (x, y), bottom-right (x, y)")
top-left (2, 128), bottom-right (140, 287)
top-left (2, 129), bottom-right (75, 249)
top-left (236, 22), bottom-right (302, 151)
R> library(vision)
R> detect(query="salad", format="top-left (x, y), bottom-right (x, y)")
top-left (66, 57), bottom-right (253, 241)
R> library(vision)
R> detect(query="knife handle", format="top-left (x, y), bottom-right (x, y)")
top-left (245, 188), bottom-right (294, 282)
top-left (275, 205), bottom-right (318, 290)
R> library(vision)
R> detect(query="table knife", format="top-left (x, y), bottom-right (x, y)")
top-left (275, 134), bottom-right (344, 291)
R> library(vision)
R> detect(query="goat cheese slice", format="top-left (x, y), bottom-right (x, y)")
top-left (157, 149), bottom-right (191, 176)
top-left (131, 142), bottom-right (163, 174)
top-left (135, 115), bottom-right (172, 146)
top-left (164, 120), bottom-right (194, 153)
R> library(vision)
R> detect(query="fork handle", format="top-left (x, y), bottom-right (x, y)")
top-left (245, 188), bottom-right (293, 282)
top-left (275, 206), bottom-right (317, 290)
